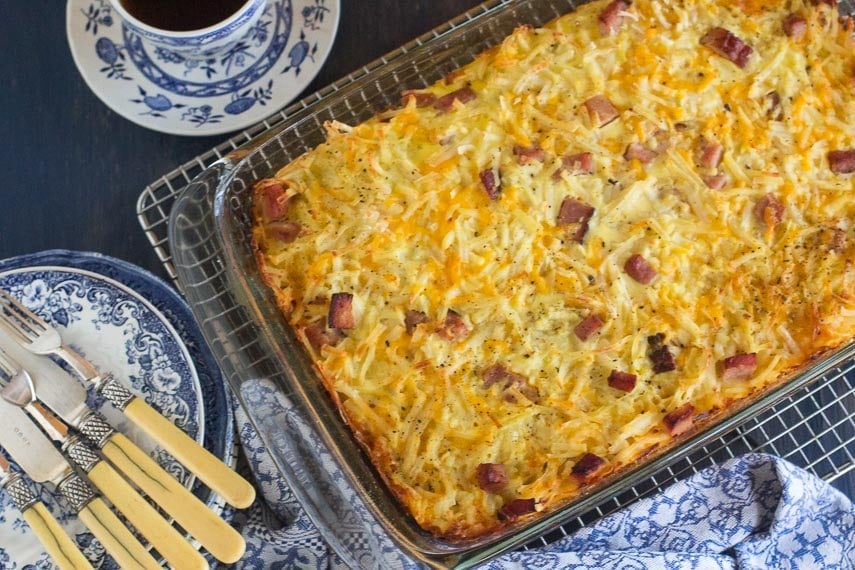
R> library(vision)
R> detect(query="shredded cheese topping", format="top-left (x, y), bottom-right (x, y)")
top-left (253, 0), bottom-right (855, 540)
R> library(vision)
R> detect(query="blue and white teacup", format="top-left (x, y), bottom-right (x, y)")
top-left (109, 0), bottom-right (266, 60)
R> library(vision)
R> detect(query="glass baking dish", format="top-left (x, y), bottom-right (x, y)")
top-left (169, 0), bottom-right (855, 566)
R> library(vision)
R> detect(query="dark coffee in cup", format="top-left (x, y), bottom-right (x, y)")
top-left (118, 0), bottom-right (248, 31)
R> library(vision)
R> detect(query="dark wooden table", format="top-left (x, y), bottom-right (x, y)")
top-left (0, 1), bottom-right (482, 279)
top-left (1, 0), bottom-right (851, 546)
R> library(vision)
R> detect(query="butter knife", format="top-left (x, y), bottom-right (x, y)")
top-left (0, 288), bottom-right (256, 510)
top-left (0, 340), bottom-right (244, 565)
top-left (0, 397), bottom-right (158, 569)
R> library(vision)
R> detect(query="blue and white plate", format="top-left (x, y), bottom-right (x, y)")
top-left (0, 250), bottom-right (234, 569)
top-left (66, 0), bottom-right (340, 136)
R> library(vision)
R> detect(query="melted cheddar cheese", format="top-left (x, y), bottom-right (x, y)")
top-left (252, 0), bottom-right (855, 540)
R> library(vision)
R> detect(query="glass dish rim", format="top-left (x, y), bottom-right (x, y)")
top-left (188, 0), bottom-right (855, 566)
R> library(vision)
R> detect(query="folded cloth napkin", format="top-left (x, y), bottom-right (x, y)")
top-left (225, 379), bottom-right (855, 569)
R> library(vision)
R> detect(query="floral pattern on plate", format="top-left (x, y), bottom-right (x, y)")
top-left (0, 250), bottom-right (234, 569)
top-left (66, 0), bottom-right (339, 135)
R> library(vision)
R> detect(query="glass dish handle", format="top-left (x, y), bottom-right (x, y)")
top-left (169, 164), bottom-right (396, 569)
top-left (238, 378), bottom-right (397, 569)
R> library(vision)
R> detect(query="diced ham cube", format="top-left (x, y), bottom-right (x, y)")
top-left (437, 310), bottom-right (469, 342)
top-left (828, 149), bottom-right (855, 174)
top-left (598, 0), bottom-right (630, 36)
top-left (513, 145), bottom-right (546, 164)
top-left (480, 168), bottom-right (501, 200)
top-left (608, 369), bottom-right (637, 392)
top-left (624, 142), bottom-right (659, 164)
top-left (783, 14), bottom-right (807, 39)
top-left (754, 193), bottom-right (785, 229)
top-left (498, 498), bottom-right (537, 521)
top-left (699, 139), bottom-right (724, 169)
top-left (700, 27), bottom-right (754, 68)
top-left (556, 197), bottom-right (595, 243)
top-left (584, 95), bottom-right (620, 127)
top-left (572, 453), bottom-right (607, 479)
top-left (328, 293), bottom-right (355, 329)
top-left (481, 364), bottom-right (536, 403)
top-left (435, 86), bottom-right (476, 113)
top-left (401, 89), bottom-right (437, 108)
top-left (624, 254), bottom-right (657, 284)
top-left (303, 322), bottom-right (344, 350)
top-left (482, 364), bottom-right (526, 389)
top-left (482, 363), bottom-right (511, 387)
top-left (552, 152), bottom-right (595, 181)
top-left (557, 197), bottom-right (595, 226)
top-left (476, 463), bottom-right (508, 493)
top-left (766, 91), bottom-right (784, 121)
top-left (719, 352), bottom-right (758, 380)
top-left (404, 310), bottom-right (429, 334)
top-left (256, 179), bottom-right (290, 221)
top-left (574, 314), bottom-right (604, 341)
top-left (570, 223), bottom-right (591, 244)
top-left (663, 403), bottom-right (695, 436)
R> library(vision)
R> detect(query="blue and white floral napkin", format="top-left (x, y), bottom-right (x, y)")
top-left (225, 379), bottom-right (855, 569)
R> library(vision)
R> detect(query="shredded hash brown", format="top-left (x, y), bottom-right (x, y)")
top-left (252, 0), bottom-right (855, 540)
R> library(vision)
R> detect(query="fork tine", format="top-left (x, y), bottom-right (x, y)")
top-left (0, 311), bottom-right (34, 345)
top-left (0, 289), bottom-right (43, 325)
top-left (0, 312), bottom-right (30, 343)
top-left (0, 290), bottom-right (46, 341)
top-left (0, 347), bottom-right (15, 377)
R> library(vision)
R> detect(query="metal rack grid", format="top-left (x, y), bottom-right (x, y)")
top-left (138, 0), bottom-right (855, 558)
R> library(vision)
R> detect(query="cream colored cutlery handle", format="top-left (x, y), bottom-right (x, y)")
top-left (87, 462), bottom-right (209, 570)
top-left (123, 395), bottom-right (255, 509)
top-left (22, 502), bottom-right (93, 570)
top-left (77, 497), bottom-right (161, 570)
top-left (102, 432), bottom-right (246, 564)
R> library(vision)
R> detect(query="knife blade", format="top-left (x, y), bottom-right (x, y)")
top-left (0, 396), bottom-right (69, 483)
top-left (0, 399), bottom-right (162, 569)
top-left (0, 327), bottom-right (89, 426)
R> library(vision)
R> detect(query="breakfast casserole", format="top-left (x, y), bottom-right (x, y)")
top-left (251, 0), bottom-right (855, 540)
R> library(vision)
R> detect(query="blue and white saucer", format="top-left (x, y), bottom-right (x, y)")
top-left (0, 250), bottom-right (234, 568)
top-left (66, 0), bottom-right (339, 136)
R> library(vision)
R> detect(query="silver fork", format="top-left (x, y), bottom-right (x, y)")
top-left (0, 290), bottom-right (100, 381)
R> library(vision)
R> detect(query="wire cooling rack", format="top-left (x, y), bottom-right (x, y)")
top-left (138, 0), bottom-right (855, 557)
